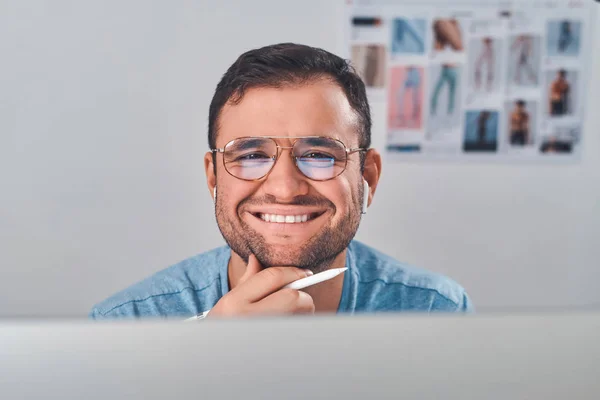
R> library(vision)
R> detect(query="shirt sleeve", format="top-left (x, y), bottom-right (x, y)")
top-left (428, 289), bottom-right (475, 313)
top-left (88, 308), bottom-right (101, 320)
top-left (461, 292), bottom-right (476, 313)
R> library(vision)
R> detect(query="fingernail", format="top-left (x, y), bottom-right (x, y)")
top-left (305, 269), bottom-right (313, 276)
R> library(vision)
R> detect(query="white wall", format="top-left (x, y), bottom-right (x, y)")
top-left (0, 0), bottom-right (598, 317)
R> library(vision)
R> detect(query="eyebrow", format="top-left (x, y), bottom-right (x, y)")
top-left (226, 136), bottom-right (345, 152)
top-left (297, 137), bottom-right (340, 147)
top-left (228, 138), bottom-right (269, 151)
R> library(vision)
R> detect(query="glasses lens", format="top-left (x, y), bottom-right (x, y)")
top-left (293, 137), bottom-right (347, 181)
top-left (223, 138), bottom-right (276, 180)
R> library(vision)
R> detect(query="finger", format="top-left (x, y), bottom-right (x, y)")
top-left (237, 267), bottom-right (313, 303)
top-left (250, 289), bottom-right (315, 315)
top-left (238, 254), bottom-right (264, 285)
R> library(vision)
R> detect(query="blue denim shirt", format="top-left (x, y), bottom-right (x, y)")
top-left (90, 241), bottom-right (473, 319)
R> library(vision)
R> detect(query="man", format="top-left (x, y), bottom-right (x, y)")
top-left (510, 100), bottom-right (530, 146)
top-left (477, 111), bottom-right (491, 144)
top-left (90, 43), bottom-right (472, 320)
top-left (549, 69), bottom-right (570, 116)
top-left (558, 20), bottom-right (572, 53)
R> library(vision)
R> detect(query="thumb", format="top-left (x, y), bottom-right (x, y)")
top-left (239, 254), bottom-right (263, 285)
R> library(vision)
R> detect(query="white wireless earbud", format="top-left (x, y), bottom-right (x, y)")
top-left (362, 180), bottom-right (369, 215)
top-left (213, 187), bottom-right (216, 202)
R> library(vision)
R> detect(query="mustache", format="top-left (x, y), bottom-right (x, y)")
top-left (239, 194), bottom-right (335, 209)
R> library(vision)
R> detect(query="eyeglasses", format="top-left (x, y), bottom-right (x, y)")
top-left (211, 136), bottom-right (368, 181)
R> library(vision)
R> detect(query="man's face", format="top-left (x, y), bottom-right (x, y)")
top-left (205, 80), bottom-right (369, 272)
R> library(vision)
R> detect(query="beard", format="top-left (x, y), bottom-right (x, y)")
top-left (215, 188), bottom-right (363, 273)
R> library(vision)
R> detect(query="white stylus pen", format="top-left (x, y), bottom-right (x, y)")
top-left (185, 267), bottom-right (348, 321)
top-left (282, 267), bottom-right (347, 290)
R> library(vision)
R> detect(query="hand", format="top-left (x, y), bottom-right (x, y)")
top-left (208, 254), bottom-right (315, 317)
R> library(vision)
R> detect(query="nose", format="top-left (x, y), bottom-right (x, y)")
top-left (261, 147), bottom-right (310, 202)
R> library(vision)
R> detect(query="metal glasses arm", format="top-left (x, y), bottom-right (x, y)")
top-left (347, 147), bottom-right (369, 154)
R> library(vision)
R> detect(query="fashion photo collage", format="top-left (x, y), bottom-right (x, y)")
top-left (348, 1), bottom-right (590, 161)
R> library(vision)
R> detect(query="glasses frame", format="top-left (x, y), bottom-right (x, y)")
top-left (211, 136), bottom-right (369, 182)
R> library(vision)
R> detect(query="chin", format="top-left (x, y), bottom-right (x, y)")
top-left (260, 235), bottom-right (311, 248)
top-left (254, 244), bottom-right (307, 266)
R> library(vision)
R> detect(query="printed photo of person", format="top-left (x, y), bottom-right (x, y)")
top-left (505, 99), bottom-right (537, 147)
top-left (428, 64), bottom-right (462, 136)
top-left (507, 34), bottom-right (541, 88)
top-left (545, 69), bottom-right (578, 117)
top-left (350, 16), bottom-right (385, 43)
top-left (540, 126), bottom-right (579, 154)
top-left (540, 137), bottom-right (572, 154)
top-left (351, 16), bottom-right (383, 28)
top-left (351, 44), bottom-right (386, 88)
top-left (432, 18), bottom-right (464, 53)
top-left (388, 66), bottom-right (425, 130)
top-left (463, 110), bottom-right (499, 152)
top-left (546, 20), bottom-right (582, 57)
top-left (467, 37), bottom-right (503, 92)
top-left (391, 18), bottom-right (426, 55)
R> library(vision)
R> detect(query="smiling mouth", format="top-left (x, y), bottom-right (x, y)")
top-left (251, 211), bottom-right (325, 224)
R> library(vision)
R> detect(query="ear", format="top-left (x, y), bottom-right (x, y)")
top-left (204, 151), bottom-right (216, 201)
top-left (362, 149), bottom-right (382, 209)
top-left (362, 180), bottom-right (369, 214)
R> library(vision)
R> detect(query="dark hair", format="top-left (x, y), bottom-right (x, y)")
top-left (559, 69), bottom-right (567, 76)
top-left (516, 100), bottom-right (526, 107)
top-left (208, 43), bottom-right (371, 169)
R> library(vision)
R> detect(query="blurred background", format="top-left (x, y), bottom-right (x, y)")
top-left (0, 0), bottom-right (598, 317)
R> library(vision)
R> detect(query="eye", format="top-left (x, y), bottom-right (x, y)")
top-left (301, 152), bottom-right (335, 160)
top-left (235, 152), bottom-right (271, 161)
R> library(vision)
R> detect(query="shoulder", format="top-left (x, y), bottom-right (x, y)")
top-left (90, 246), bottom-right (230, 319)
top-left (348, 241), bottom-right (473, 312)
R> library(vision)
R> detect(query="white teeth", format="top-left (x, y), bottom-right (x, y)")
top-left (258, 213), bottom-right (314, 224)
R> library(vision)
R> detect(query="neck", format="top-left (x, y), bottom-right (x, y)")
top-left (228, 249), bottom-right (347, 313)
